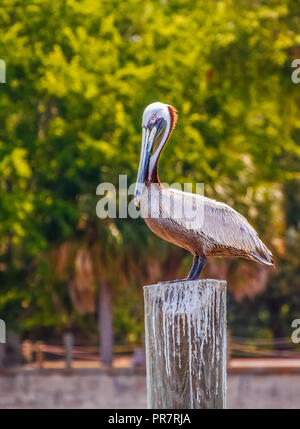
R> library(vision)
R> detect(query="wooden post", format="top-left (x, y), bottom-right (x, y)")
top-left (144, 279), bottom-right (227, 409)
top-left (35, 341), bottom-right (44, 368)
top-left (64, 333), bottom-right (74, 369)
top-left (0, 344), bottom-right (5, 368)
top-left (99, 280), bottom-right (113, 366)
top-left (22, 340), bottom-right (33, 363)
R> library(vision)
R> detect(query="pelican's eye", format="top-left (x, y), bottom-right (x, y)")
top-left (148, 113), bottom-right (158, 126)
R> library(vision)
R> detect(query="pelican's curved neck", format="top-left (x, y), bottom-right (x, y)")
top-left (146, 141), bottom-right (165, 185)
top-left (146, 106), bottom-right (176, 185)
top-left (147, 162), bottom-right (160, 184)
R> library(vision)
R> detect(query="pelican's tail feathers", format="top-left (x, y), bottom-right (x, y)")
top-left (249, 251), bottom-right (275, 267)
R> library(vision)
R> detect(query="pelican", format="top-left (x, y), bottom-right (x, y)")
top-left (134, 102), bottom-right (274, 281)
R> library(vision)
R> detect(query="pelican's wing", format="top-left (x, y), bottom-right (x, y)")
top-left (201, 197), bottom-right (274, 265)
top-left (162, 188), bottom-right (274, 266)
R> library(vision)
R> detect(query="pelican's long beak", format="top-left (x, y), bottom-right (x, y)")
top-left (134, 118), bottom-right (167, 207)
top-left (134, 127), bottom-right (151, 207)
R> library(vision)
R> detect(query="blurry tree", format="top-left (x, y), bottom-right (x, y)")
top-left (0, 0), bottom-right (299, 353)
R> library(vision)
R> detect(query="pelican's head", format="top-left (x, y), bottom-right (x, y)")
top-left (134, 102), bottom-right (177, 206)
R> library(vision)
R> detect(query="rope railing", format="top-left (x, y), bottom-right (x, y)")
top-left (231, 336), bottom-right (297, 346)
top-left (21, 337), bottom-right (300, 368)
top-left (230, 336), bottom-right (300, 358)
top-left (21, 339), bottom-right (144, 367)
top-left (230, 342), bottom-right (300, 358)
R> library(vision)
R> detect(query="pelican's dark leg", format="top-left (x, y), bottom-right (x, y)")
top-left (186, 255), bottom-right (199, 280)
top-left (189, 255), bottom-right (206, 280)
top-left (160, 255), bottom-right (199, 283)
top-left (158, 255), bottom-right (206, 284)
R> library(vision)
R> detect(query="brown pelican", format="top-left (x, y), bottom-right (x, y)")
top-left (134, 102), bottom-right (274, 280)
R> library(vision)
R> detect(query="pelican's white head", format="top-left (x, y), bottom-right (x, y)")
top-left (142, 102), bottom-right (171, 129)
top-left (134, 102), bottom-right (177, 206)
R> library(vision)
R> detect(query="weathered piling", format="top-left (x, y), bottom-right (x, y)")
top-left (144, 279), bottom-right (227, 409)
top-left (64, 333), bottom-right (74, 370)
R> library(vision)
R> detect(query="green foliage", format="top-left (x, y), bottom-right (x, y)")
top-left (0, 0), bottom-right (299, 342)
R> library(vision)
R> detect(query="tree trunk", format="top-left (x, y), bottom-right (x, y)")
top-left (268, 298), bottom-right (283, 340)
top-left (98, 279), bottom-right (113, 366)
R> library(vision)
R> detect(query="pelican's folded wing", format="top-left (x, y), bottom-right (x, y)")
top-left (161, 188), bottom-right (274, 266)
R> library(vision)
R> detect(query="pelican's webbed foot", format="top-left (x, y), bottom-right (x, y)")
top-left (157, 279), bottom-right (184, 284)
